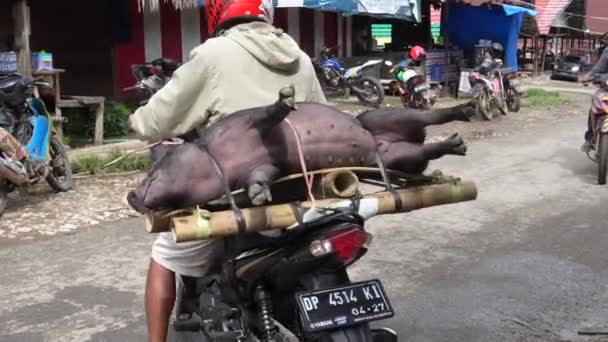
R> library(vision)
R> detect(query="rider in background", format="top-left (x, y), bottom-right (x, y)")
top-left (395, 45), bottom-right (426, 83)
top-left (579, 33), bottom-right (608, 152)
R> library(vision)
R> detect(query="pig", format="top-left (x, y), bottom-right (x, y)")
top-left (127, 86), bottom-right (473, 213)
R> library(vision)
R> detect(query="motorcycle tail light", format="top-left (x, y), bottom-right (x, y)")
top-left (148, 67), bottom-right (158, 75)
top-left (415, 77), bottom-right (426, 85)
top-left (310, 227), bottom-right (372, 263)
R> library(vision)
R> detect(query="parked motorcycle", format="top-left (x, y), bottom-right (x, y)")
top-left (172, 207), bottom-right (398, 342)
top-left (468, 59), bottom-right (521, 120)
top-left (0, 73), bottom-right (73, 215)
top-left (314, 47), bottom-right (385, 108)
top-left (123, 58), bottom-right (181, 105)
top-left (385, 60), bottom-right (436, 110)
top-left (583, 74), bottom-right (608, 185)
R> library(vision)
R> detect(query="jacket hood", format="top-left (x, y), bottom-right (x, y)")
top-left (223, 22), bottom-right (302, 72)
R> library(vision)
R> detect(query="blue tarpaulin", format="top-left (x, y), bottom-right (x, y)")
top-left (443, 3), bottom-right (537, 70)
top-left (274, 0), bottom-right (355, 12)
top-left (274, 0), bottom-right (421, 22)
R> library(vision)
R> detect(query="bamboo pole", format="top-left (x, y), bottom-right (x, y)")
top-left (169, 181), bottom-right (478, 242)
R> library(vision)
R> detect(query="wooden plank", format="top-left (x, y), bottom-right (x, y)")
top-left (94, 102), bottom-right (104, 145)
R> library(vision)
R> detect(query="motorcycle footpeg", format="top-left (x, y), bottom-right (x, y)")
top-left (173, 315), bottom-right (202, 332)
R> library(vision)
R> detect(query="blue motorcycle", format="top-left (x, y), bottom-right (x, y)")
top-left (314, 47), bottom-right (385, 107)
top-left (0, 74), bottom-right (73, 215)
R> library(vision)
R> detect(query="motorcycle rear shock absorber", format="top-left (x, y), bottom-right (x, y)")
top-left (255, 284), bottom-right (277, 342)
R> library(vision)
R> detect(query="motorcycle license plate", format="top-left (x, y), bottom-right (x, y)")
top-left (296, 279), bottom-right (394, 332)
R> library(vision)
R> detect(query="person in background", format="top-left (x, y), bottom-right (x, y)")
top-left (128, 1), bottom-right (326, 341)
top-left (579, 33), bottom-right (608, 152)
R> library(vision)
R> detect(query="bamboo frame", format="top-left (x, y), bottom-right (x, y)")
top-left (169, 181), bottom-right (478, 242)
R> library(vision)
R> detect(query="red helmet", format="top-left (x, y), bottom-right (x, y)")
top-left (409, 45), bottom-right (426, 61)
top-left (206, 0), bottom-right (274, 36)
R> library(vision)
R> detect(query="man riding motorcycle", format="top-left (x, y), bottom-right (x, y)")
top-left (581, 33), bottom-right (608, 152)
top-left (394, 45), bottom-right (426, 83)
top-left (127, 1), bottom-right (326, 341)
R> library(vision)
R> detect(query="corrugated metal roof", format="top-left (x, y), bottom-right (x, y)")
top-left (535, 0), bottom-right (573, 35)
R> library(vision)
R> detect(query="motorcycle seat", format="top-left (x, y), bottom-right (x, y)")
top-left (0, 75), bottom-right (23, 95)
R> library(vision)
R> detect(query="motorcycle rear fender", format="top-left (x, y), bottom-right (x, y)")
top-left (26, 98), bottom-right (52, 161)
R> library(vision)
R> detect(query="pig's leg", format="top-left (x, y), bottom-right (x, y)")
top-left (251, 85), bottom-right (297, 133)
top-left (246, 164), bottom-right (281, 206)
top-left (403, 103), bottom-right (475, 127)
top-left (383, 134), bottom-right (467, 174)
top-left (421, 133), bottom-right (467, 160)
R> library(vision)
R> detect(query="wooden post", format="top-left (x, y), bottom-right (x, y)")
top-left (540, 36), bottom-right (548, 75)
top-left (12, 0), bottom-right (31, 78)
top-left (533, 37), bottom-right (538, 77)
top-left (94, 102), bottom-right (105, 145)
top-left (522, 38), bottom-right (528, 71)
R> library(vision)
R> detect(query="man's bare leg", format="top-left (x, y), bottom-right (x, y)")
top-left (146, 259), bottom-right (176, 342)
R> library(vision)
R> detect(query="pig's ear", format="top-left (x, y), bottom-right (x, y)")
top-left (150, 143), bottom-right (179, 163)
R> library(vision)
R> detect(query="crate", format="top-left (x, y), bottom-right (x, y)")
top-left (0, 52), bottom-right (18, 74)
top-left (32, 51), bottom-right (53, 71)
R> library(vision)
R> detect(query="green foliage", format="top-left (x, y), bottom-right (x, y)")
top-left (72, 149), bottom-right (150, 174)
top-left (523, 88), bottom-right (566, 108)
top-left (63, 101), bottom-right (133, 140)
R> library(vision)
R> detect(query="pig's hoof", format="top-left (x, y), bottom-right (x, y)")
top-left (248, 182), bottom-right (273, 206)
top-left (279, 85), bottom-right (297, 110)
top-left (446, 133), bottom-right (467, 155)
top-left (457, 102), bottom-right (476, 122)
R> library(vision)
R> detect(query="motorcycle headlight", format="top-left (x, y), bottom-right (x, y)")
top-left (572, 65), bottom-right (580, 72)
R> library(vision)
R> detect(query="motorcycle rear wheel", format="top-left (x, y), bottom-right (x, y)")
top-left (46, 136), bottom-right (73, 192)
top-left (320, 324), bottom-right (373, 342)
top-left (506, 89), bottom-right (521, 112)
top-left (0, 179), bottom-right (8, 217)
top-left (598, 132), bottom-right (608, 185)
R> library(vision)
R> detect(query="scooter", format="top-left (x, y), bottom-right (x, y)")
top-left (0, 73), bottom-right (73, 215)
top-left (583, 74), bottom-right (608, 185)
top-left (123, 58), bottom-right (181, 105)
top-left (385, 60), bottom-right (436, 110)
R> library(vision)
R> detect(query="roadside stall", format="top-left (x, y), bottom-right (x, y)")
top-left (440, 2), bottom-right (537, 96)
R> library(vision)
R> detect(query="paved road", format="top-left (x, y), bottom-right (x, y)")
top-left (2, 107), bottom-right (607, 341)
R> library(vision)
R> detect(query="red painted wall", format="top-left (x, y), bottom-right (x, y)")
top-left (160, 1), bottom-right (183, 61)
top-left (114, 0), bottom-right (145, 97)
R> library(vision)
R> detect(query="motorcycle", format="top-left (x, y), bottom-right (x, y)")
top-left (468, 58), bottom-right (511, 120)
top-left (583, 74), bottom-right (608, 185)
top-left (123, 58), bottom-right (180, 105)
top-left (0, 73), bottom-right (73, 215)
top-left (314, 47), bottom-right (385, 108)
top-left (385, 60), bottom-right (436, 110)
top-left (172, 206), bottom-right (398, 342)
